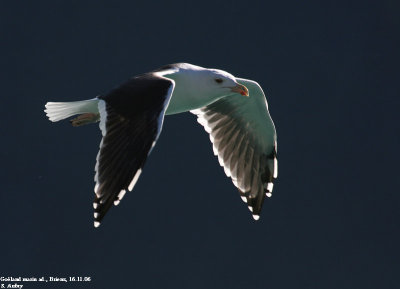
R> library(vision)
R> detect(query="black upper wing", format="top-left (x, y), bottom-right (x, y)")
top-left (93, 73), bottom-right (174, 226)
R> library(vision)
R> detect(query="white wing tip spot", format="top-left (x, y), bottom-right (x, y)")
top-left (117, 189), bottom-right (126, 200)
top-left (114, 200), bottom-right (120, 206)
top-left (267, 182), bottom-right (274, 192)
top-left (252, 214), bottom-right (260, 220)
top-left (94, 221), bottom-right (100, 228)
top-left (93, 203), bottom-right (98, 209)
top-left (248, 206), bottom-right (253, 212)
top-left (266, 192), bottom-right (272, 198)
top-left (241, 196), bottom-right (247, 203)
top-left (94, 212), bottom-right (99, 218)
top-left (128, 169), bottom-right (142, 191)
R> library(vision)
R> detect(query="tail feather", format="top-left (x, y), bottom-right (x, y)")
top-left (45, 98), bottom-right (99, 122)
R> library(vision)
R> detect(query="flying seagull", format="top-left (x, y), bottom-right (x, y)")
top-left (44, 63), bottom-right (277, 227)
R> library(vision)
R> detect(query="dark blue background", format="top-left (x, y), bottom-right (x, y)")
top-left (1, 1), bottom-right (399, 288)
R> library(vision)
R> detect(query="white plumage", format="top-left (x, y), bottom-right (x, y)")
top-left (44, 63), bottom-right (277, 226)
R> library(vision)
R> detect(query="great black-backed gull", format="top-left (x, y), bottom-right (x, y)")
top-left (44, 63), bottom-right (278, 227)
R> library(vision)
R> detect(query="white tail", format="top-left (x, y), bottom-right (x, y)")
top-left (44, 98), bottom-right (100, 122)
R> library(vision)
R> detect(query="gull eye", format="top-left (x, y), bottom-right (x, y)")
top-left (215, 78), bottom-right (223, 84)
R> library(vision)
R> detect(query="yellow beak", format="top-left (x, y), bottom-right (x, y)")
top-left (231, 84), bottom-right (249, 97)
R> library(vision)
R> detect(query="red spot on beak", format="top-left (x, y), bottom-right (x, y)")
top-left (231, 84), bottom-right (249, 97)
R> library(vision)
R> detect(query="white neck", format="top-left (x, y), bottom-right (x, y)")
top-left (160, 65), bottom-right (228, 115)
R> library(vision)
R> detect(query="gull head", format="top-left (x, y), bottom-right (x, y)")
top-left (163, 63), bottom-right (249, 114)
top-left (207, 68), bottom-right (249, 97)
